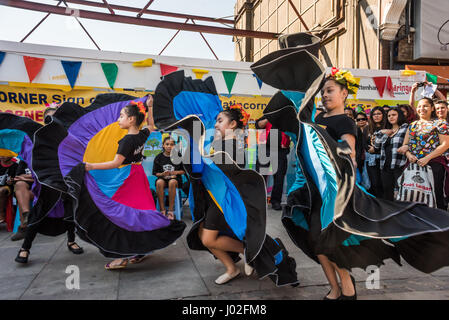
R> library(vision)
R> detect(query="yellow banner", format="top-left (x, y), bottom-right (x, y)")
top-left (220, 95), bottom-right (271, 128)
top-left (0, 84), bottom-right (148, 123)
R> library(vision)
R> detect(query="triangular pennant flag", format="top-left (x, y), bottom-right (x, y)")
top-left (386, 76), bottom-right (395, 97)
top-left (23, 56), bottom-right (45, 83)
top-left (222, 71), bottom-right (238, 95)
top-left (101, 63), bottom-right (118, 89)
top-left (133, 58), bottom-right (153, 68)
top-left (61, 61), bottom-right (82, 89)
top-left (426, 73), bottom-right (438, 85)
top-left (192, 69), bottom-right (209, 79)
top-left (160, 63), bottom-right (178, 76)
top-left (253, 73), bottom-right (263, 89)
top-left (0, 52), bottom-right (5, 66)
top-left (372, 76), bottom-right (387, 97)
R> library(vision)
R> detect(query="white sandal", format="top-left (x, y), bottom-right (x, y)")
top-left (214, 269), bottom-right (241, 285)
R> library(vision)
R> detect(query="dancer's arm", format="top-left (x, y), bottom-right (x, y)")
top-left (341, 133), bottom-right (357, 168)
top-left (85, 154), bottom-right (126, 171)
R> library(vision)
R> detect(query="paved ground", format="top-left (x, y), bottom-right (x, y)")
top-left (1, 206), bottom-right (449, 300)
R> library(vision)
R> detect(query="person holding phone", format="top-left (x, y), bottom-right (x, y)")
top-left (409, 81), bottom-right (446, 108)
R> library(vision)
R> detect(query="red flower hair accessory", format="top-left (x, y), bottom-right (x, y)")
top-left (131, 101), bottom-right (146, 115)
top-left (327, 68), bottom-right (359, 94)
top-left (229, 103), bottom-right (250, 127)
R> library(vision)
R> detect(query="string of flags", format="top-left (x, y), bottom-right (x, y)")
top-left (400, 69), bottom-right (449, 84)
top-left (0, 51), bottom-right (264, 93)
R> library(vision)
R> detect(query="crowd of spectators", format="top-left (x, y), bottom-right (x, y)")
top-left (343, 81), bottom-right (449, 209)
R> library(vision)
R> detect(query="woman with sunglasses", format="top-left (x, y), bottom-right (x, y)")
top-left (355, 112), bottom-right (368, 179)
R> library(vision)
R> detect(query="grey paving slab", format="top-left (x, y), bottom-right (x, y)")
top-left (20, 240), bottom-right (120, 300)
top-left (0, 242), bottom-right (63, 277)
top-left (118, 240), bottom-right (210, 300)
top-left (0, 274), bottom-right (37, 300)
top-left (0, 225), bottom-right (12, 242)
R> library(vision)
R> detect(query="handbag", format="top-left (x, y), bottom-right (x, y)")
top-left (396, 162), bottom-right (436, 207)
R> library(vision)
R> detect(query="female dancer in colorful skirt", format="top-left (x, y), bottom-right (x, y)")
top-left (31, 93), bottom-right (186, 269)
top-left (153, 70), bottom-right (299, 286)
top-left (251, 37), bottom-right (449, 300)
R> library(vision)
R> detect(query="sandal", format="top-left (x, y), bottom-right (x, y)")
top-left (129, 255), bottom-right (147, 264)
top-left (105, 258), bottom-right (128, 270)
top-left (166, 211), bottom-right (175, 220)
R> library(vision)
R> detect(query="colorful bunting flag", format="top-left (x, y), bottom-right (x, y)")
top-left (386, 76), bottom-right (394, 97)
top-left (133, 58), bottom-right (153, 68)
top-left (372, 76), bottom-right (387, 97)
top-left (23, 56), bottom-right (45, 83)
top-left (0, 52), bottom-right (5, 67)
top-left (101, 63), bottom-right (118, 89)
top-left (61, 61), bottom-right (82, 89)
top-left (160, 63), bottom-right (178, 76)
top-left (222, 71), bottom-right (238, 95)
top-left (426, 73), bottom-right (438, 85)
top-left (253, 73), bottom-right (263, 89)
top-left (192, 69), bottom-right (209, 79)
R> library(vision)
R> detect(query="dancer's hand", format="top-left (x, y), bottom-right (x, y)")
top-left (85, 163), bottom-right (94, 171)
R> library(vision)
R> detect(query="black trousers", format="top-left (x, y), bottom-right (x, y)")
top-left (270, 148), bottom-right (290, 205)
top-left (381, 166), bottom-right (404, 201)
top-left (22, 220), bottom-right (76, 251)
top-left (429, 161), bottom-right (446, 210)
top-left (367, 159), bottom-right (383, 197)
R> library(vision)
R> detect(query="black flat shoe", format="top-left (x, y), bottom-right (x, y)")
top-left (340, 275), bottom-right (357, 300)
top-left (67, 242), bottom-right (84, 254)
top-left (323, 289), bottom-right (341, 300)
top-left (15, 249), bottom-right (29, 264)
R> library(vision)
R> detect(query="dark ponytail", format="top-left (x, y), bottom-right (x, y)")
top-left (219, 104), bottom-right (249, 130)
top-left (123, 101), bottom-right (147, 126)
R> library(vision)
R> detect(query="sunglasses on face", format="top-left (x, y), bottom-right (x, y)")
top-left (356, 118), bottom-right (367, 122)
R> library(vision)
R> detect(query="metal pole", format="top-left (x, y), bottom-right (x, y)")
top-left (62, 0), bottom-right (101, 50)
top-left (20, 0), bottom-right (63, 42)
top-left (0, 0), bottom-right (278, 39)
top-left (137, 0), bottom-right (155, 18)
top-left (287, 0), bottom-right (310, 31)
top-left (159, 18), bottom-right (189, 55)
top-left (191, 19), bottom-right (219, 60)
